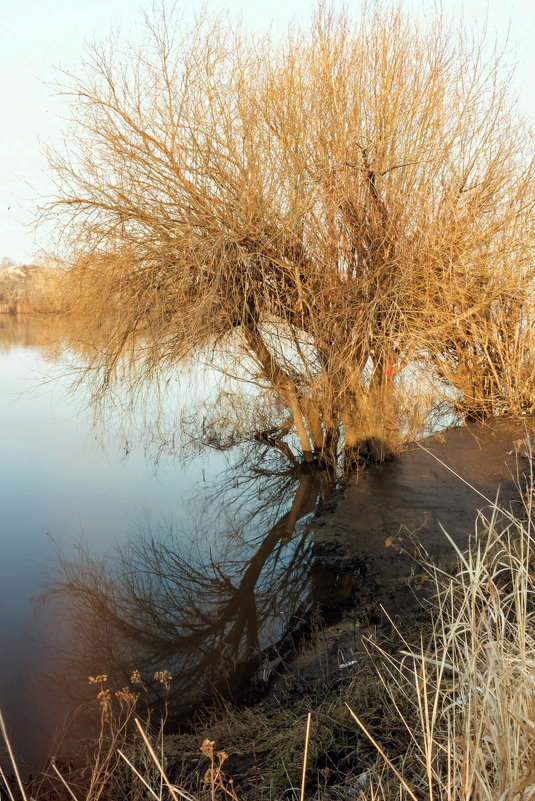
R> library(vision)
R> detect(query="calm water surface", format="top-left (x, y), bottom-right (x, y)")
top-left (0, 317), bottom-right (230, 766)
top-left (0, 316), bottom-right (327, 770)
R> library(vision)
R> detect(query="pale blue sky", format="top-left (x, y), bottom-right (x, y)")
top-left (1, 0), bottom-right (534, 263)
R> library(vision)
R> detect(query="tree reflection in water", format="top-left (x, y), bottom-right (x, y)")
top-left (43, 445), bottom-right (331, 717)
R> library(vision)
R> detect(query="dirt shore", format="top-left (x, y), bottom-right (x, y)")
top-left (168, 418), bottom-right (535, 795)
top-left (290, 417), bottom-right (534, 686)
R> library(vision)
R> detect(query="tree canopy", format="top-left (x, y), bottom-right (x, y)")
top-left (46, 2), bottom-right (535, 471)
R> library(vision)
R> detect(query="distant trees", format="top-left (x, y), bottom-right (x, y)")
top-left (0, 261), bottom-right (39, 313)
top-left (46, 3), bottom-right (535, 470)
top-left (0, 261), bottom-right (64, 314)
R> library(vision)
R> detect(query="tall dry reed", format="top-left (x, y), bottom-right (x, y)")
top-left (352, 453), bottom-right (535, 800)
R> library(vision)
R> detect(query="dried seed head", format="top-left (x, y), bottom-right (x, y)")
top-left (88, 674), bottom-right (108, 684)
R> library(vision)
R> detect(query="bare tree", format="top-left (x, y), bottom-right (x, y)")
top-left (45, 3), bottom-right (535, 470)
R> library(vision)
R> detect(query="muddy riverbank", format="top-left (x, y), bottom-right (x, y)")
top-left (163, 417), bottom-right (534, 795)
top-left (309, 416), bottom-right (532, 655)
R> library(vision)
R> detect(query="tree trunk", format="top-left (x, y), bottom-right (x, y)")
top-left (242, 323), bottom-right (315, 461)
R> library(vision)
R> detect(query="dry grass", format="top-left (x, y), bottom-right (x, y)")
top-left (349, 464), bottom-right (535, 800)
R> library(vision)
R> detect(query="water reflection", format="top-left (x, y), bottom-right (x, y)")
top-left (0, 314), bottom-right (59, 352)
top-left (0, 316), bottom-right (336, 766)
top-left (0, 315), bottom-right (228, 768)
top-left (43, 447), bottom-right (331, 721)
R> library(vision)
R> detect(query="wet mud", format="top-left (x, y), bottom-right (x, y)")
top-left (283, 417), bottom-right (534, 690)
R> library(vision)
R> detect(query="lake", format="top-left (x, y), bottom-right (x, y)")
top-left (0, 316), bottom-right (328, 771)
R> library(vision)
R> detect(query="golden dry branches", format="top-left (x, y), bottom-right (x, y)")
top-left (45, 2), bottom-right (535, 470)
